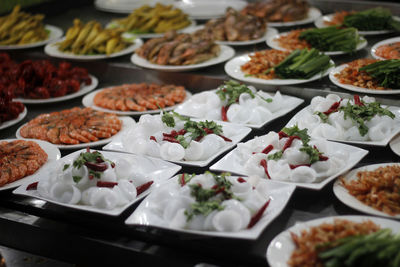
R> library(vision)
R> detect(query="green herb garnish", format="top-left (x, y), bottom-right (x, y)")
top-left (63, 164), bottom-right (70, 171)
top-left (314, 111), bottom-right (329, 123)
top-left (281, 125), bottom-right (310, 145)
top-left (299, 146), bottom-right (321, 164)
top-left (267, 151), bottom-right (283, 161)
top-left (73, 176), bottom-right (82, 183)
top-left (216, 80), bottom-right (255, 106)
top-left (184, 201), bottom-right (224, 221)
top-left (161, 111), bottom-right (189, 128)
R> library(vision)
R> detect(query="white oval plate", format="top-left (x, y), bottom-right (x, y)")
top-left (286, 104), bottom-right (400, 146)
top-left (224, 53), bottom-right (334, 85)
top-left (266, 30), bottom-right (367, 55)
top-left (266, 7), bottom-right (322, 27)
top-left (0, 25), bottom-right (63, 50)
top-left (371, 36), bottom-right (400, 60)
top-left (112, 20), bottom-right (197, 39)
top-left (14, 75), bottom-right (98, 104)
top-left (390, 134), bottom-right (400, 156)
top-left (44, 38), bottom-right (143, 60)
top-left (103, 119), bottom-right (251, 167)
top-left (94, 0), bottom-right (175, 14)
top-left (0, 105), bottom-right (27, 130)
top-left (16, 116), bottom-right (135, 150)
top-left (329, 64), bottom-right (400, 94)
top-left (131, 45), bottom-right (235, 72)
top-left (13, 149), bottom-right (181, 216)
top-left (174, 0), bottom-right (247, 20)
top-left (82, 87), bottom-right (192, 115)
top-left (184, 25), bottom-right (278, 46)
top-left (210, 136), bottom-right (368, 190)
top-left (0, 139), bottom-right (60, 191)
top-left (333, 163), bottom-right (400, 219)
top-left (314, 14), bottom-right (400, 35)
top-left (174, 90), bottom-right (303, 129)
top-left (125, 175), bottom-right (295, 239)
top-left (267, 215), bottom-right (400, 267)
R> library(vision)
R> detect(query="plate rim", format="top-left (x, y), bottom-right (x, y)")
top-left (266, 7), bottom-right (322, 27)
top-left (371, 36), bottom-right (400, 60)
top-left (389, 134), bottom-right (400, 156)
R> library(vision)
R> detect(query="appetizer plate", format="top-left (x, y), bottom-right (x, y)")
top-left (314, 14), bottom-right (400, 35)
top-left (125, 176), bottom-right (296, 239)
top-left (115, 20), bottom-right (197, 39)
top-left (267, 7), bottom-right (322, 27)
top-left (0, 105), bottom-right (27, 130)
top-left (329, 64), bottom-right (400, 94)
top-left (173, 0), bottom-right (247, 20)
top-left (389, 134), bottom-right (400, 157)
top-left (82, 88), bottom-right (192, 116)
top-left (210, 140), bottom-right (368, 190)
top-left (0, 139), bottom-right (60, 191)
top-left (287, 105), bottom-right (400, 146)
top-left (267, 215), bottom-right (400, 267)
top-left (371, 36), bottom-right (400, 60)
top-left (13, 149), bottom-right (181, 216)
top-left (0, 25), bottom-right (63, 50)
top-left (94, 0), bottom-right (175, 14)
top-left (44, 38), bottom-right (143, 60)
top-left (16, 116), bottom-right (135, 150)
top-left (333, 163), bottom-right (400, 219)
top-left (183, 25), bottom-right (278, 46)
top-left (131, 45), bottom-right (235, 72)
top-left (103, 120), bottom-right (252, 167)
top-left (174, 90), bottom-right (304, 129)
top-left (14, 75), bottom-right (98, 104)
top-left (266, 31), bottom-right (367, 56)
top-left (224, 54), bottom-right (335, 85)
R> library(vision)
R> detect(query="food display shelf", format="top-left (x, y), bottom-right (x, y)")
top-left (0, 0), bottom-right (399, 266)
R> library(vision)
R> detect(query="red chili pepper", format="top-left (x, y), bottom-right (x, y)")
top-left (89, 174), bottom-right (94, 180)
top-left (261, 144), bottom-right (274, 154)
top-left (177, 129), bottom-right (187, 135)
top-left (289, 164), bottom-right (311, 169)
top-left (247, 198), bottom-right (271, 229)
top-left (278, 131), bottom-right (288, 139)
top-left (136, 180), bottom-right (154, 196)
top-left (354, 95), bottom-right (364, 106)
top-left (163, 130), bottom-right (178, 138)
top-left (260, 159), bottom-right (271, 179)
top-left (213, 186), bottom-right (225, 194)
top-left (319, 155), bottom-right (329, 161)
top-left (180, 174), bottom-right (186, 186)
top-left (84, 161), bottom-right (108, 172)
top-left (97, 181), bottom-right (118, 188)
top-left (26, 181), bottom-right (38, 190)
top-left (204, 127), bottom-right (214, 134)
top-left (195, 136), bottom-right (204, 142)
top-left (96, 157), bottom-right (104, 163)
top-left (150, 136), bottom-right (157, 141)
top-left (323, 101), bottom-right (341, 115)
top-left (221, 106), bottom-right (229, 122)
top-left (163, 136), bottom-right (179, 143)
top-left (282, 136), bottom-right (301, 152)
top-left (237, 177), bottom-right (246, 183)
top-left (218, 134), bottom-right (232, 142)
top-left (86, 147), bottom-right (90, 153)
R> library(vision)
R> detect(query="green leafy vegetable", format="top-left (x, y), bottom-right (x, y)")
top-left (267, 151), bottom-right (283, 161)
top-left (216, 80), bottom-right (255, 106)
top-left (343, 7), bottom-right (400, 31)
top-left (299, 27), bottom-right (363, 52)
top-left (314, 111), bottom-right (329, 123)
top-left (184, 201), bottom-right (224, 221)
top-left (63, 164), bottom-right (70, 171)
top-left (73, 151), bottom-right (109, 169)
top-left (274, 49), bottom-right (333, 79)
top-left (73, 176), bottom-right (82, 183)
top-left (176, 135), bottom-right (189, 149)
top-left (359, 59), bottom-right (400, 89)
top-left (299, 146), bottom-right (321, 164)
top-left (281, 125), bottom-right (310, 145)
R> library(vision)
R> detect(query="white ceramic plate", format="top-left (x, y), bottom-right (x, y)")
top-left (0, 25), bottom-right (63, 50)
top-left (0, 139), bottom-right (60, 191)
top-left (174, 0), bottom-right (247, 20)
top-left (333, 163), bottom-right (400, 219)
top-left (44, 38), bottom-right (143, 61)
top-left (94, 0), bottom-right (175, 14)
top-left (390, 134), bottom-right (400, 156)
top-left (329, 64), bottom-right (400, 94)
top-left (14, 75), bottom-right (98, 104)
top-left (286, 105), bottom-right (400, 146)
top-left (314, 14), bottom-right (400, 35)
top-left (125, 175), bottom-right (295, 239)
top-left (82, 87), bottom-right (192, 115)
top-left (13, 149), bottom-right (181, 216)
top-left (266, 7), bottom-right (322, 27)
top-left (210, 138), bottom-right (368, 190)
top-left (16, 116), bottom-right (135, 150)
top-left (266, 31), bottom-right (367, 56)
top-left (371, 36), bottom-right (400, 60)
top-left (0, 105), bottom-right (27, 130)
top-left (224, 53), bottom-right (334, 85)
top-left (267, 215), bottom-right (400, 267)
top-left (174, 90), bottom-right (304, 129)
top-left (184, 25), bottom-right (278, 46)
top-left (131, 44), bottom-right (235, 72)
top-left (103, 119), bottom-right (251, 167)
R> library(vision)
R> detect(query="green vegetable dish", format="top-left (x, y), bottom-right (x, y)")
top-left (343, 7), bottom-right (400, 32)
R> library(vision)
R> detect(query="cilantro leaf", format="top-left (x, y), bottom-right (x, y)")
top-left (176, 135), bottom-right (189, 149)
top-left (73, 176), bottom-right (82, 183)
top-left (267, 151), bottom-right (283, 161)
top-left (299, 146), bottom-right (321, 164)
top-left (184, 201), bottom-right (224, 221)
top-left (189, 184), bottom-right (218, 202)
top-left (281, 125), bottom-right (310, 145)
top-left (257, 93), bottom-right (273, 103)
top-left (314, 111), bottom-right (329, 123)
top-left (63, 164), bottom-right (70, 171)
top-left (162, 112), bottom-right (175, 127)
top-left (216, 80), bottom-right (255, 106)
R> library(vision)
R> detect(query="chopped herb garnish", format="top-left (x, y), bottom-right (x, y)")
top-left (299, 146), bottom-right (322, 164)
top-left (63, 164), bottom-right (70, 171)
top-left (73, 176), bottom-right (82, 183)
top-left (176, 135), bottom-right (189, 149)
top-left (161, 111), bottom-right (189, 128)
top-left (281, 125), bottom-right (310, 145)
top-left (179, 173), bottom-right (196, 186)
top-left (216, 80), bottom-right (255, 106)
top-left (189, 184), bottom-right (218, 202)
top-left (184, 201), bottom-right (224, 221)
top-left (314, 111), bottom-right (329, 123)
top-left (257, 94), bottom-right (273, 103)
top-left (267, 151), bottom-right (283, 161)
